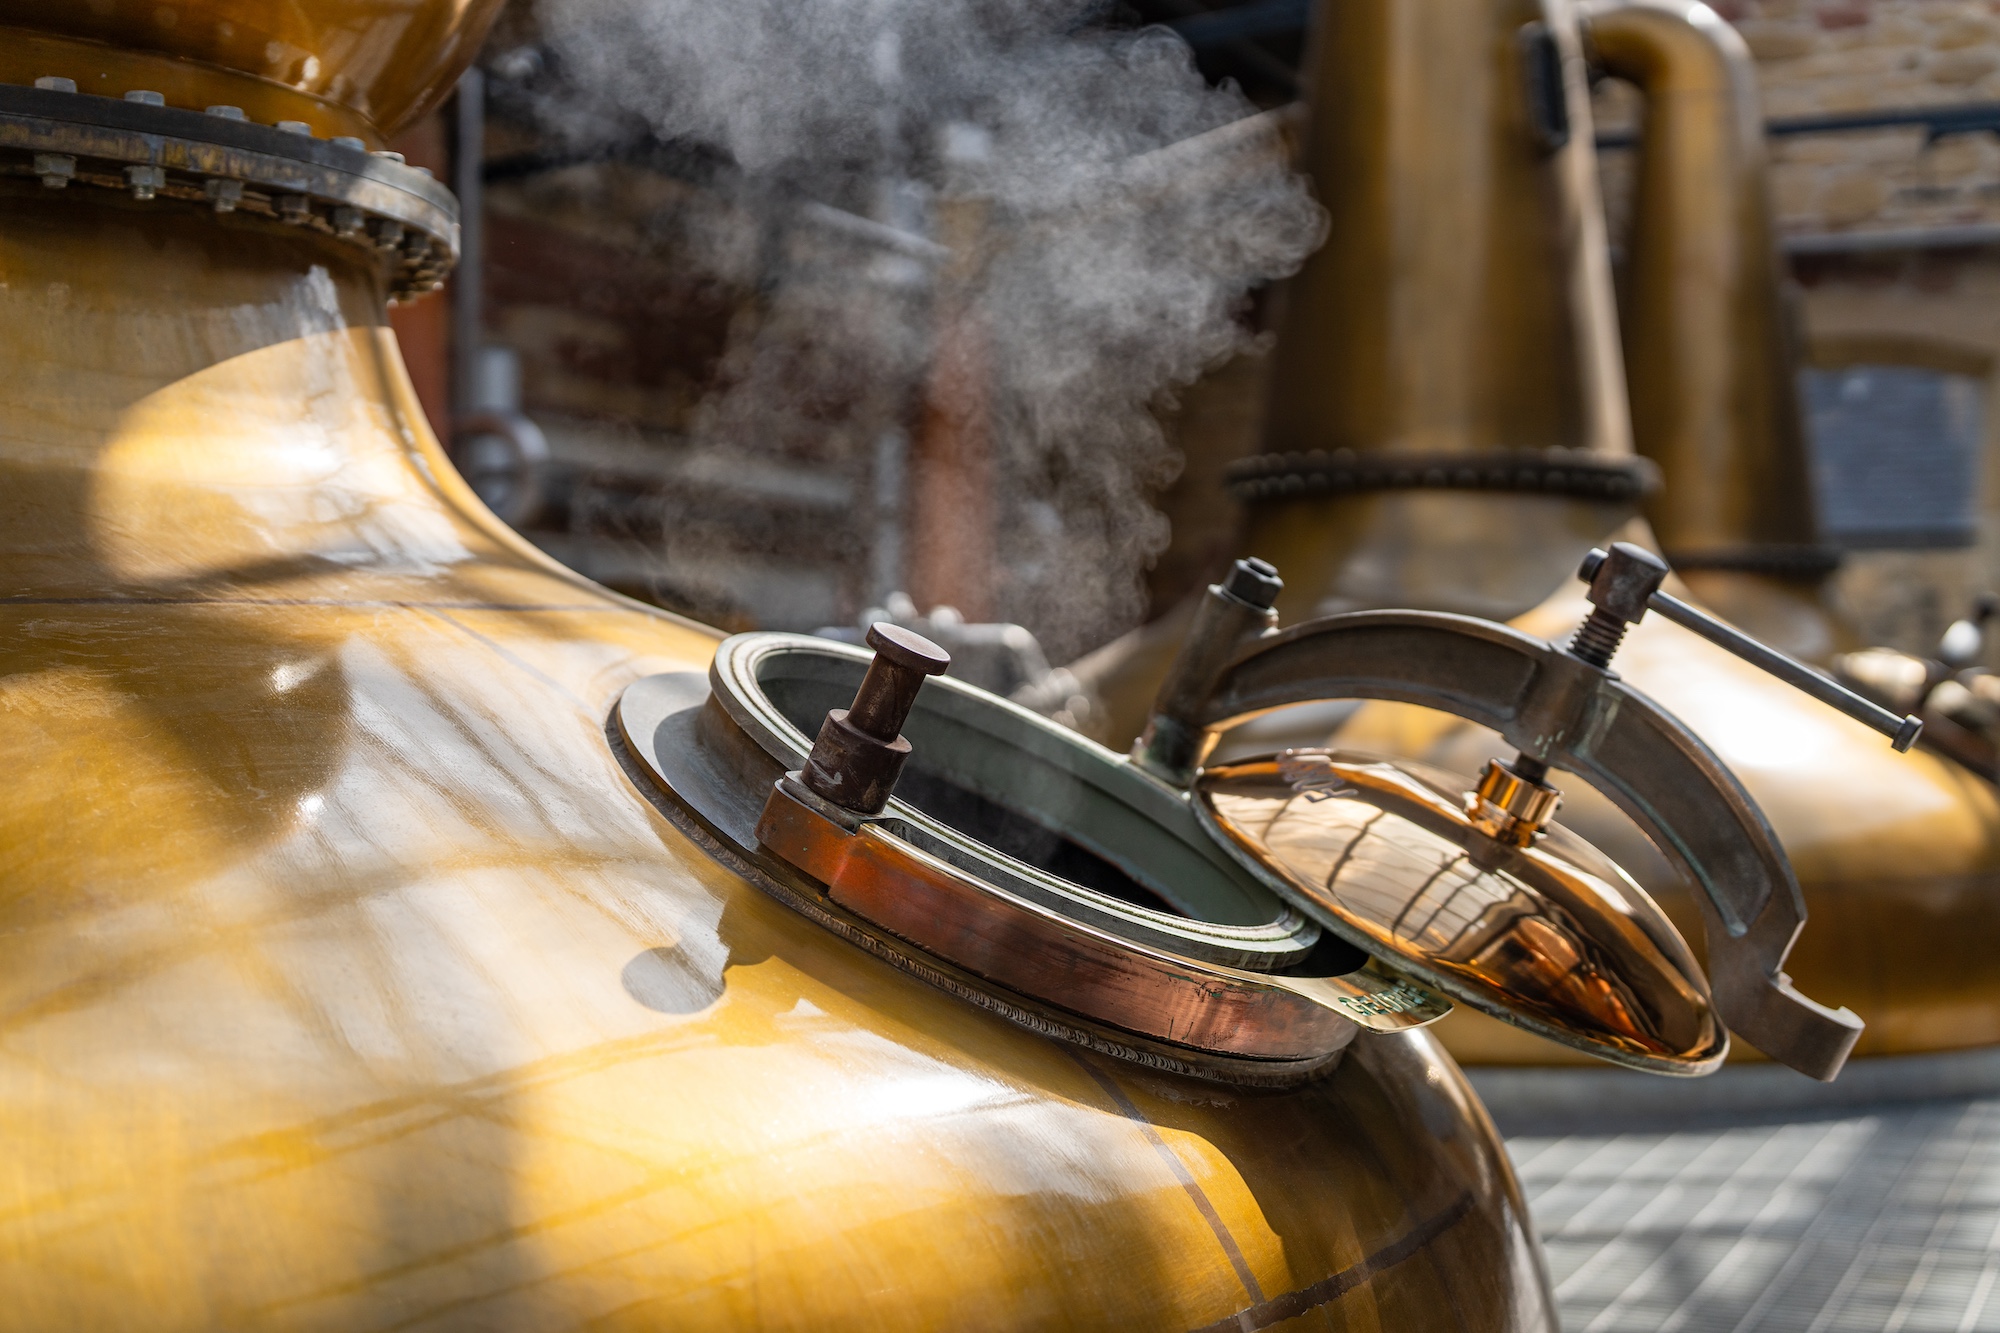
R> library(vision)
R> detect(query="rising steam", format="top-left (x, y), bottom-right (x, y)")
top-left (529, 0), bottom-right (1325, 659)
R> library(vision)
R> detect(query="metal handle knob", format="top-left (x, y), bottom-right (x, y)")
top-left (800, 623), bottom-right (951, 816)
top-left (1577, 544), bottom-right (1922, 752)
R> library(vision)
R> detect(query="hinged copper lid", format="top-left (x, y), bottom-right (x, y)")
top-left (1194, 749), bottom-right (1727, 1074)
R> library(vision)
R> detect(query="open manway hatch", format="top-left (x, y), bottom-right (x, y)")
top-left (615, 608), bottom-right (1735, 1086)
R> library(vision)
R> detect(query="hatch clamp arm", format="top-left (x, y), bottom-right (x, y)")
top-left (1187, 608), bottom-right (1862, 1081)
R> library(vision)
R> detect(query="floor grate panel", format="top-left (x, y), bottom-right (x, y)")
top-left (1506, 1100), bottom-right (2000, 1331)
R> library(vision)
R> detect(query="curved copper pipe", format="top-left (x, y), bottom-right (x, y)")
top-left (1584, 0), bottom-right (1826, 570)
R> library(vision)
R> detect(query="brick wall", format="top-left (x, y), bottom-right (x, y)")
top-left (1734, 0), bottom-right (2000, 237)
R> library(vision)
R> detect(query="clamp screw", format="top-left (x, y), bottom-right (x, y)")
top-left (800, 623), bottom-right (951, 816)
top-left (1574, 544), bottom-right (1923, 752)
top-left (1495, 543), bottom-right (1672, 800)
top-left (1569, 542), bottom-right (1668, 670)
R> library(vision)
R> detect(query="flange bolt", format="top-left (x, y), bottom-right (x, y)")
top-left (800, 623), bottom-right (950, 816)
top-left (1222, 556), bottom-right (1283, 611)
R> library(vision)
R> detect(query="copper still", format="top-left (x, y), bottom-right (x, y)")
top-left (1371, 0), bottom-right (2000, 1065)
top-left (1068, 0), bottom-right (2000, 1065)
top-left (0, 0), bottom-right (1808, 1324)
top-left (1068, 0), bottom-right (1648, 738)
top-left (1590, 0), bottom-right (1851, 662)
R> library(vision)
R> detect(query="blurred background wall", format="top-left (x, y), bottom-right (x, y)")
top-left (397, 0), bottom-right (2000, 664)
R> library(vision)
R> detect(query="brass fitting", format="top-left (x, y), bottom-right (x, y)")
top-left (1468, 758), bottom-right (1563, 847)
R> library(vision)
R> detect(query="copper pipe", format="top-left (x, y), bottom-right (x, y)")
top-left (1584, 0), bottom-right (1828, 575)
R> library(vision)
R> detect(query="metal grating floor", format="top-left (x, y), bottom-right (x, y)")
top-left (1506, 1098), bottom-right (2000, 1332)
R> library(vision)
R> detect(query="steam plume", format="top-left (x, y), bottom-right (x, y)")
top-left (530, 0), bottom-right (1326, 658)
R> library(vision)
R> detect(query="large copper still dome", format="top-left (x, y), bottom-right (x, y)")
top-left (0, 0), bottom-right (1586, 1325)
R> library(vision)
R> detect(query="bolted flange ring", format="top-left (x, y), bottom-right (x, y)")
top-left (0, 80), bottom-right (457, 301)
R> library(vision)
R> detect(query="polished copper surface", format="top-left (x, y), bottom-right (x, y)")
top-left (1340, 589), bottom-right (2000, 1064)
top-left (751, 775), bottom-right (1395, 1062)
top-left (0, 134), bottom-right (1559, 1323)
top-left (0, 0), bottom-right (504, 141)
top-left (1197, 752), bottom-right (1725, 1075)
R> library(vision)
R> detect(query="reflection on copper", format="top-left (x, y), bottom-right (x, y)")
top-left (1198, 752), bottom-right (1727, 1073)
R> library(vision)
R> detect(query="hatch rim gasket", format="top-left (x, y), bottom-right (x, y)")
top-left (611, 663), bottom-right (1452, 1087)
top-left (0, 81), bottom-right (456, 301)
top-left (607, 693), bottom-right (1356, 1087)
top-left (711, 632), bottom-right (1324, 972)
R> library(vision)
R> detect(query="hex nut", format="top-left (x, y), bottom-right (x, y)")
top-left (124, 164), bottom-right (165, 200)
top-left (33, 152), bottom-right (75, 189)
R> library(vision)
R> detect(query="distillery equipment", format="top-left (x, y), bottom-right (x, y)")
top-left (1588, 0), bottom-right (1849, 662)
top-left (1837, 598), bottom-right (2000, 781)
top-left (0, 0), bottom-right (1862, 1325)
top-left (1064, 0), bottom-right (2000, 1066)
top-left (1068, 0), bottom-right (1646, 746)
top-left (1340, 0), bottom-right (2000, 1065)
top-left (1118, 542), bottom-right (1939, 1083)
top-left (625, 554), bottom-right (1860, 1087)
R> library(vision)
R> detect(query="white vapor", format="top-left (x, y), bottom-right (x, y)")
top-left (532, 0), bottom-right (1326, 657)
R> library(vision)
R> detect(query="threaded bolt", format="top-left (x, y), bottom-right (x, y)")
top-left (1566, 543), bottom-right (1668, 672)
top-left (1569, 608), bottom-right (1629, 669)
